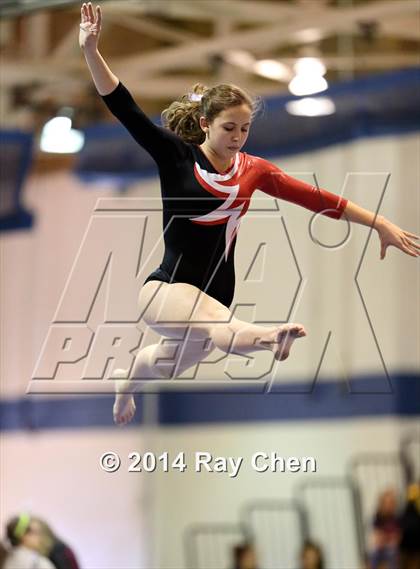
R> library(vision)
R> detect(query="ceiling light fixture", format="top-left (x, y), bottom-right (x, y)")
top-left (285, 97), bottom-right (336, 117)
top-left (288, 57), bottom-right (328, 96)
top-left (39, 107), bottom-right (84, 154)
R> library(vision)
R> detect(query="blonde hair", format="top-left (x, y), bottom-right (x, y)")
top-left (161, 82), bottom-right (261, 144)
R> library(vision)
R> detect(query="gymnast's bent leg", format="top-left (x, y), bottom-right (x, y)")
top-left (113, 335), bottom-right (216, 425)
top-left (139, 280), bottom-right (306, 360)
top-left (113, 280), bottom-right (306, 425)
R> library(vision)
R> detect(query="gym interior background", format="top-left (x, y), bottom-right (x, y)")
top-left (0, 1), bottom-right (419, 568)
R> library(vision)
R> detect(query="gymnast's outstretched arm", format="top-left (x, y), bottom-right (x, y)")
top-left (340, 200), bottom-right (420, 259)
top-left (255, 156), bottom-right (420, 260)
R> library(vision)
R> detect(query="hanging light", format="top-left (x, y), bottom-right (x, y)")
top-left (252, 59), bottom-right (292, 82)
top-left (224, 51), bottom-right (292, 82)
top-left (288, 75), bottom-right (328, 96)
top-left (224, 49), bottom-right (256, 69)
top-left (40, 107), bottom-right (85, 154)
top-left (288, 56), bottom-right (328, 96)
top-left (293, 57), bottom-right (326, 76)
top-left (285, 97), bottom-right (336, 117)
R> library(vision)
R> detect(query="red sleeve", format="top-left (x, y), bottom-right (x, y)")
top-left (254, 156), bottom-right (348, 220)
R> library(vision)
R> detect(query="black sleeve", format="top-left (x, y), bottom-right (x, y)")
top-left (101, 81), bottom-right (189, 165)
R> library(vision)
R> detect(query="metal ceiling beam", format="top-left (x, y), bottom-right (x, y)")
top-left (0, 0), bottom-right (115, 18)
top-left (105, 14), bottom-right (200, 44)
top-left (21, 11), bottom-right (50, 58)
top-left (2, 53), bottom-right (419, 95)
top-left (102, 0), bottom-right (302, 23)
top-left (379, 18), bottom-right (420, 41)
top-left (107, 0), bottom-right (418, 77)
top-left (0, 0), bottom-right (418, 113)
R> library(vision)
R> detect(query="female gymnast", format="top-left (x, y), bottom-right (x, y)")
top-left (80, 3), bottom-right (419, 426)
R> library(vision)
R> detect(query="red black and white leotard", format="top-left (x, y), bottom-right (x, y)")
top-left (102, 82), bottom-right (348, 308)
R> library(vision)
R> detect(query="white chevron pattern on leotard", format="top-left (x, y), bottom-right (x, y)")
top-left (190, 154), bottom-right (246, 261)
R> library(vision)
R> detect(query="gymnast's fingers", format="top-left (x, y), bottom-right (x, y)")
top-left (87, 2), bottom-right (95, 22)
top-left (96, 5), bottom-right (102, 28)
top-left (401, 243), bottom-right (419, 257)
top-left (403, 230), bottom-right (419, 240)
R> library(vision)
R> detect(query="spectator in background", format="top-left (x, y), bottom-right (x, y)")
top-left (33, 517), bottom-right (80, 569)
top-left (4, 514), bottom-right (55, 569)
top-left (370, 489), bottom-right (401, 569)
top-left (399, 483), bottom-right (420, 569)
top-left (232, 542), bottom-right (259, 569)
top-left (0, 542), bottom-right (9, 569)
top-left (299, 541), bottom-right (325, 569)
top-left (372, 551), bottom-right (394, 569)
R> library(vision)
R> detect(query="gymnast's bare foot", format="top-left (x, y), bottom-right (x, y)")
top-left (258, 323), bottom-right (307, 361)
top-left (112, 369), bottom-right (136, 426)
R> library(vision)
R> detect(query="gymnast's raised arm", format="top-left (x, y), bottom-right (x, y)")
top-left (79, 2), bottom-right (188, 163)
top-left (79, 2), bottom-right (117, 96)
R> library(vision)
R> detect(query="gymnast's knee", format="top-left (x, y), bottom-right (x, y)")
top-left (204, 304), bottom-right (232, 326)
top-left (151, 361), bottom-right (177, 379)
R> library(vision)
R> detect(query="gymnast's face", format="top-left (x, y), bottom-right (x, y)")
top-left (200, 103), bottom-right (252, 160)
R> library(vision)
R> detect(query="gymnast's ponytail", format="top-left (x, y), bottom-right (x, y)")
top-left (161, 83), bottom-right (208, 144)
top-left (161, 82), bottom-right (260, 144)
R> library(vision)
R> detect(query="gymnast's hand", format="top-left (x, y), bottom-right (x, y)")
top-left (79, 2), bottom-right (102, 51)
top-left (376, 218), bottom-right (420, 260)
